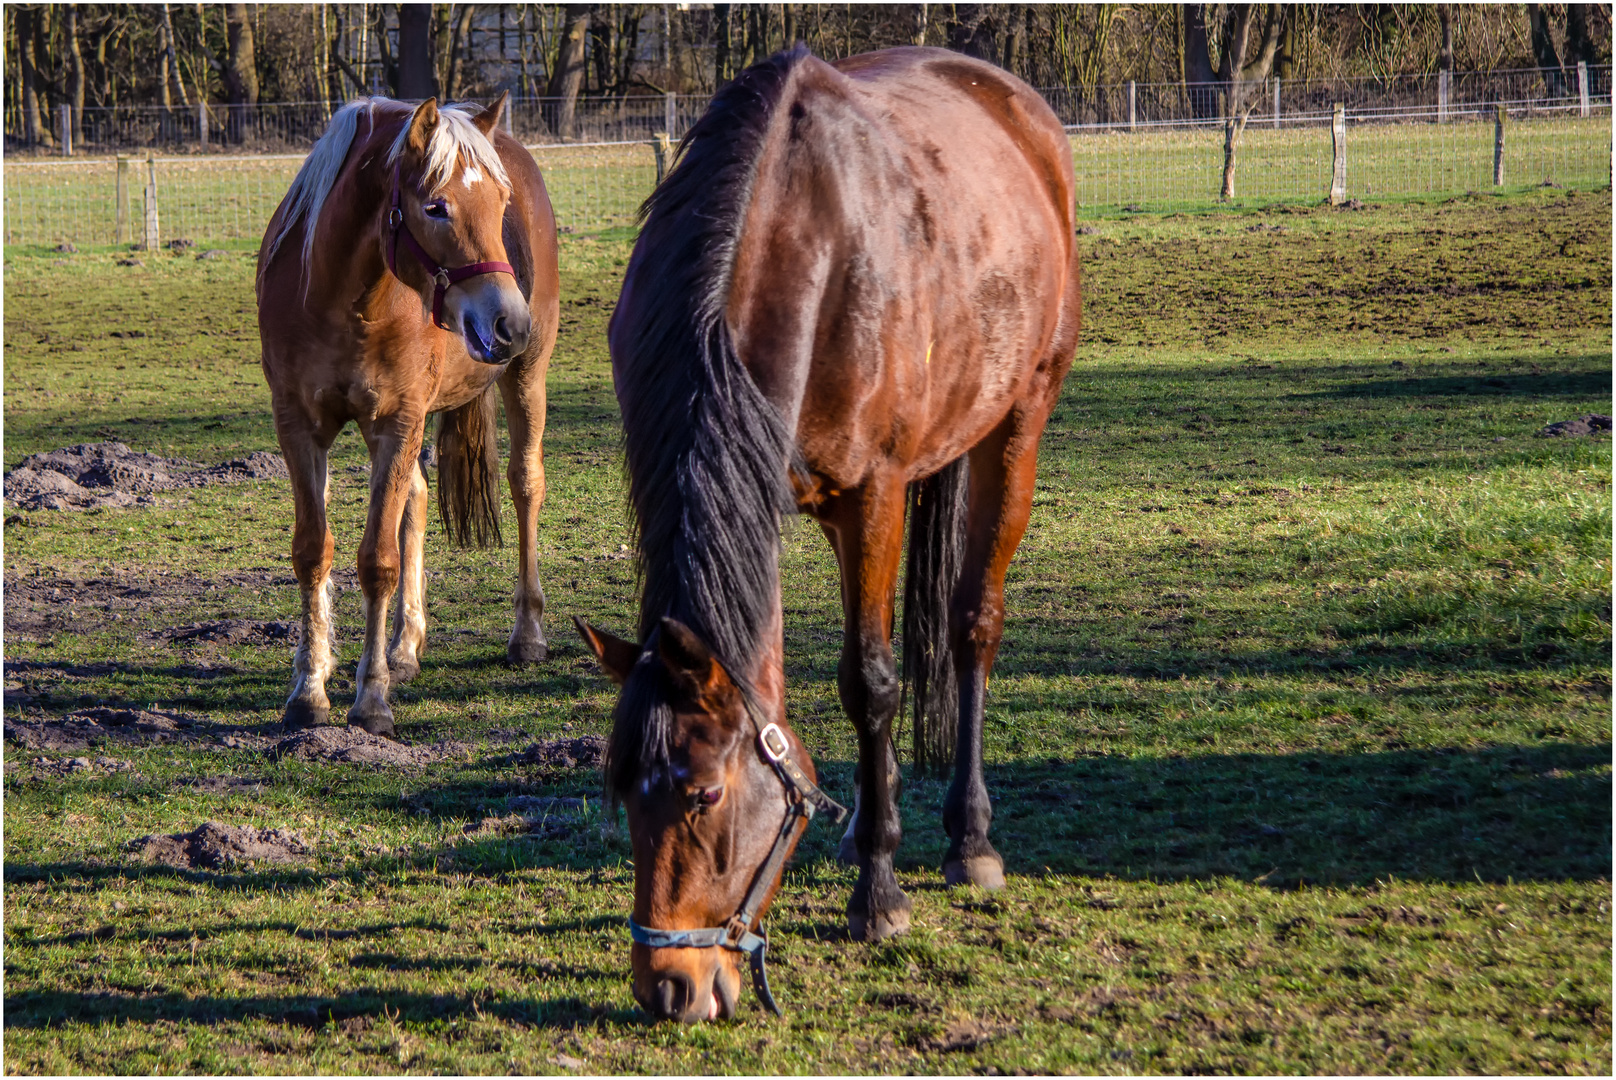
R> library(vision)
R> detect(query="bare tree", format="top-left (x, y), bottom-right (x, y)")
top-left (397, 3), bottom-right (437, 98)
top-left (445, 4), bottom-right (477, 99)
top-left (1527, 3), bottom-right (1566, 95)
top-left (1437, 4), bottom-right (1455, 71)
top-left (18, 6), bottom-right (54, 147)
top-left (222, 3), bottom-right (258, 142)
top-left (910, 4), bottom-right (928, 47)
top-left (64, 5), bottom-right (85, 146)
top-left (1214, 4), bottom-right (1286, 198)
top-left (544, 6), bottom-right (588, 136)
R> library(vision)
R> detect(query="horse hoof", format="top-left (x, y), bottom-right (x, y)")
top-left (943, 854), bottom-right (1006, 891)
top-left (836, 833), bottom-right (860, 866)
top-left (347, 704), bottom-right (397, 740)
top-left (507, 638), bottom-right (548, 666)
top-left (848, 906), bottom-right (911, 942)
top-left (387, 657), bottom-right (420, 685)
top-left (281, 700), bottom-right (329, 730)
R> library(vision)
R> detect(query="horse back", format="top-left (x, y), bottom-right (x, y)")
top-left (727, 48), bottom-right (1080, 487)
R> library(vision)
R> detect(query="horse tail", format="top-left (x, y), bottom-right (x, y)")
top-left (902, 454), bottom-right (969, 777)
top-left (435, 384), bottom-right (503, 549)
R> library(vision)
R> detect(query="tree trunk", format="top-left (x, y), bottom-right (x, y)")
top-left (1001, 5), bottom-right (1026, 77)
top-left (949, 4), bottom-right (997, 62)
top-left (445, 3), bottom-right (475, 100)
top-left (544, 5), bottom-right (588, 136)
top-left (715, 4), bottom-right (730, 85)
top-left (161, 4), bottom-right (189, 108)
top-left (618, 7), bottom-right (640, 92)
top-left (909, 3), bottom-right (927, 46)
top-left (1527, 4), bottom-right (1565, 96)
top-left (19, 6), bottom-right (52, 147)
top-left (397, 3), bottom-right (438, 98)
top-left (1183, 3), bottom-right (1217, 118)
top-left (65, 5), bottom-right (84, 146)
top-left (222, 2), bottom-right (257, 142)
top-left (1437, 4), bottom-right (1455, 71)
top-left (1566, 5), bottom-right (1598, 67)
top-left (588, 4), bottom-right (611, 94)
top-left (784, 3), bottom-right (798, 48)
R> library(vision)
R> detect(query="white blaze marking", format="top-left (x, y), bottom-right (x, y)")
top-left (462, 166), bottom-right (483, 188)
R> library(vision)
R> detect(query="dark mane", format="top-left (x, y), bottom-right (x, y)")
top-left (605, 47), bottom-right (809, 795)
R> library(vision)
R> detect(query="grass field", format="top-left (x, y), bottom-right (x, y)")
top-left (3, 187), bottom-right (1611, 1073)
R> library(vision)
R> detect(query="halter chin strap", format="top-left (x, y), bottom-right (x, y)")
top-left (629, 700), bottom-right (847, 1018)
top-left (385, 160), bottom-right (516, 332)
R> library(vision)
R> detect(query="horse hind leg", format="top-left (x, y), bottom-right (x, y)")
top-left (281, 434), bottom-right (336, 729)
top-left (386, 456), bottom-right (429, 684)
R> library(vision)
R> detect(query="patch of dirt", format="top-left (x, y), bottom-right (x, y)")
top-left (166, 619), bottom-right (299, 646)
top-left (3, 441), bottom-right (288, 511)
top-left (913, 1018), bottom-right (1015, 1053)
top-left (5, 706), bottom-right (209, 751)
top-left (127, 821), bottom-right (310, 870)
top-left (1540, 414), bottom-right (1612, 437)
top-left (268, 726), bottom-right (471, 768)
top-left (181, 775), bottom-right (267, 794)
top-left (25, 753), bottom-right (136, 779)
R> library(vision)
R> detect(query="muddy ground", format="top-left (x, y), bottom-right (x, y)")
top-left (4, 441), bottom-right (289, 511)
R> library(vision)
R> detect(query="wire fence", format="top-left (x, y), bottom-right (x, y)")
top-left (3, 109), bottom-right (1609, 249)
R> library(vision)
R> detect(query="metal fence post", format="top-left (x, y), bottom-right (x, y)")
top-left (1127, 81), bottom-right (1136, 131)
top-left (665, 92), bottom-right (677, 140)
top-left (142, 153), bottom-right (161, 250)
top-left (59, 104), bottom-right (73, 156)
top-left (115, 156), bottom-right (130, 244)
top-left (1438, 69), bottom-right (1450, 124)
top-left (198, 101), bottom-right (209, 149)
top-left (1493, 104), bottom-right (1506, 186)
top-left (652, 132), bottom-right (673, 184)
top-left (1329, 103), bottom-right (1347, 205)
top-left (1578, 61), bottom-right (1590, 117)
top-left (505, 97), bottom-right (514, 135)
top-left (1273, 77), bottom-right (1281, 128)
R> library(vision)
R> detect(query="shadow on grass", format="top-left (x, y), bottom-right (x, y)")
top-left (1311, 368), bottom-right (1612, 400)
top-left (1, 988), bottom-right (642, 1032)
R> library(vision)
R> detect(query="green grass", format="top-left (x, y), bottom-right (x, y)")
top-left (3, 187), bottom-right (1611, 1073)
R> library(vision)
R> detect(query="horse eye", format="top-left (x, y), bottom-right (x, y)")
top-left (423, 201), bottom-right (449, 219)
top-left (695, 786), bottom-right (724, 809)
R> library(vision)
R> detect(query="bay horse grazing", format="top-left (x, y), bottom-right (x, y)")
top-left (577, 46), bottom-right (1080, 1021)
top-left (258, 94), bottom-right (559, 737)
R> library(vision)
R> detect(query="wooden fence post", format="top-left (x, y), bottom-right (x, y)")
top-left (665, 92), bottom-right (678, 139)
top-left (1578, 61), bottom-right (1590, 117)
top-left (58, 104), bottom-right (73, 156)
top-left (1127, 80), bottom-right (1136, 131)
top-left (1493, 104), bottom-right (1506, 186)
top-left (652, 132), bottom-right (673, 184)
top-left (115, 156), bottom-right (130, 244)
top-left (1438, 69), bottom-right (1450, 124)
top-left (142, 153), bottom-right (161, 250)
top-left (198, 101), bottom-right (209, 149)
top-left (1273, 77), bottom-right (1281, 128)
top-left (1329, 103), bottom-right (1347, 205)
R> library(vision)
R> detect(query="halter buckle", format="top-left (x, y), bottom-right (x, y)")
top-left (434, 268), bottom-right (452, 290)
top-left (387, 207), bottom-right (403, 230)
top-left (758, 723), bottom-right (789, 764)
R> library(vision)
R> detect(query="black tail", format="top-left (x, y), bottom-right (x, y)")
top-left (902, 455), bottom-right (968, 777)
top-left (436, 384), bottom-right (503, 549)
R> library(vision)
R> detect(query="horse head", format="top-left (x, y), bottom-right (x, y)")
top-left (387, 94), bottom-right (531, 365)
top-left (578, 615), bottom-right (834, 1022)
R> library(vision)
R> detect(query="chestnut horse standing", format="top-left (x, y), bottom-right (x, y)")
top-left (258, 94), bottom-right (559, 737)
top-left (578, 46), bottom-right (1081, 1021)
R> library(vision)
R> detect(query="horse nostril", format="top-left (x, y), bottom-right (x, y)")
top-left (651, 973), bottom-right (694, 1020)
top-left (493, 315), bottom-right (512, 345)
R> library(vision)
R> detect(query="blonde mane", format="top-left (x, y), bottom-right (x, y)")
top-left (261, 97), bottom-right (510, 281)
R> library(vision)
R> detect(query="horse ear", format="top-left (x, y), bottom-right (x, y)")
top-left (574, 617), bottom-right (638, 684)
top-left (472, 90), bottom-right (509, 136)
top-left (405, 97), bottom-right (440, 156)
top-left (657, 617), bottom-right (719, 691)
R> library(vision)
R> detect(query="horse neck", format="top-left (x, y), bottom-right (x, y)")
top-left (309, 130), bottom-right (395, 308)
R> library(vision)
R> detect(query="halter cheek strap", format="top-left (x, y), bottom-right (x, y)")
top-left (629, 713), bottom-right (847, 1018)
top-left (385, 161), bottom-right (516, 332)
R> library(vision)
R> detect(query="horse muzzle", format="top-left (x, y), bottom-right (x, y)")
top-left (448, 277), bottom-right (531, 365)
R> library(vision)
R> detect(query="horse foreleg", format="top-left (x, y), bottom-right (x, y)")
top-left (820, 476), bottom-right (910, 941)
top-left (279, 429), bottom-right (336, 729)
top-left (499, 359), bottom-right (549, 665)
top-left (385, 455), bottom-right (429, 684)
top-left (350, 418), bottom-right (423, 738)
top-left (943, 408), bottom-right (1049, 890)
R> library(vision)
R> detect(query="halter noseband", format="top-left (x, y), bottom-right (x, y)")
top-left (385, 159), bottom-right (516, 332)
top-left (628, 697), bottom-right (847, 1018)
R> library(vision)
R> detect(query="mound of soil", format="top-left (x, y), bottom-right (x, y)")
top-left (268, 726), bottom-right (469, 768)
top-left (26, 754), bottom-right (135, 778)
top-left (4, 442), bottom-right (289, 511)
top-left (127, 821), bottom-right (310, 870)
top-left (6, 707), bottom-right (205, 751)
top-left (520, 735), bottom-right (606, 770)
top-left (1540, 414), bottom-right (1612, 437)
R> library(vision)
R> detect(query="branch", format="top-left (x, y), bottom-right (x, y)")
top-left (1239, 4), bottom-right (1285, 83)
top-left (332, 51), bottom-right (368, 94)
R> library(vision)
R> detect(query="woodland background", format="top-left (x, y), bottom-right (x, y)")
top-left (8, 4), bottom-right (1613, 147)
